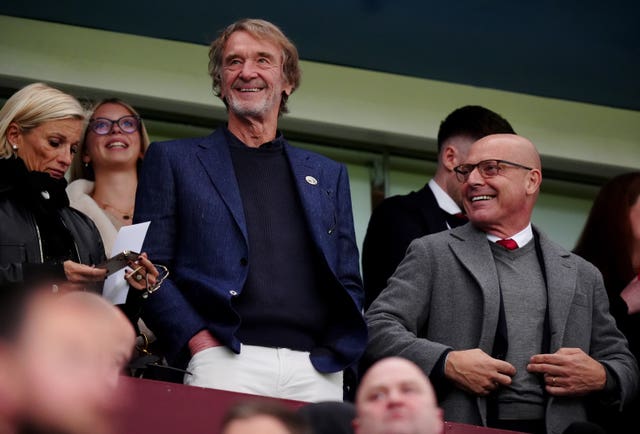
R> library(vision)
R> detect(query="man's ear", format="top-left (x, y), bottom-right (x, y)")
top-left (282, 79), bottom-right (294, 97)
top-left (525, 169), bottom-right (542, 195)
top-left (441, 145), bottom-right (458, 171)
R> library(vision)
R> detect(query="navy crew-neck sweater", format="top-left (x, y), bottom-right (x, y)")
top-left (226, 128), bottom-right (331, 352)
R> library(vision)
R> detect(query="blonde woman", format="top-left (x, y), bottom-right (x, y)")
top-left (67, 98), bottom-right (150, 255)
top-left (67, 98), bottom-right (162, 369)
top-left (0, 83), bottom-right (156, 294)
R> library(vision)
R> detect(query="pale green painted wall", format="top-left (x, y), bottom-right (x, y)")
top-left (0, 14), bottom-right (635, 253)
top-left (1, 15), bottom-right (638, 168)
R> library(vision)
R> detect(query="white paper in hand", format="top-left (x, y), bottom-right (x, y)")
top-left (102, 221), bottom-right (150, 304)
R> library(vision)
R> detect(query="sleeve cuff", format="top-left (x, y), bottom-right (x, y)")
top-left (22, 261), bottom-right (66, 284)
top-left (431, 349), bottom-right (453, 396)
top-left (598, 364), bottom-right (621, 405)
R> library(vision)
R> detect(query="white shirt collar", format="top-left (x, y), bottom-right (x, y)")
top-left (428, 179), bottom-right (462, 215)
top-left (486, 223), bottom-right (534, 248)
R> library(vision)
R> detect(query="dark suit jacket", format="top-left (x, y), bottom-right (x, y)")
top-left (362, 183), bottom-right (465, 309)
top-left (365, 223), bottom-right (639, 434)
top-left (133, 129), bottom-right (367, 373)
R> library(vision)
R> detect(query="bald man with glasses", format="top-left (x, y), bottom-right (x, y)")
top-left (364, 134), bottom-right (638, 434)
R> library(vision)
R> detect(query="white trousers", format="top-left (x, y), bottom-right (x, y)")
top-left (184, 345), bottom-right (343, 402)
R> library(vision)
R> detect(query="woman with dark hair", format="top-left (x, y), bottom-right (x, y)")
top-left (574, 171), bottom-right (640, 434)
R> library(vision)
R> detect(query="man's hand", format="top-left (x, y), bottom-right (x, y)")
top-left (188, 329), bottom-right (222, 356)
top-left (445, 348), bottom-right (516, 395)
top-left (527, 347), bottom-right (606, 396)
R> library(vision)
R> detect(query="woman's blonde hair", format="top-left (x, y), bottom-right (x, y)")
top-left (69, 98), bottom-right (151, 181)
top-left (0, 82), bottom-right (85, 159)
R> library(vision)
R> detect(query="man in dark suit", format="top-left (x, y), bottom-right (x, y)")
top-left (361, 106), bottom-right (515, 309)
top-left (364, 134), bottom-right (638, 434)
top-left (133, 18), bottom-right (366, 402)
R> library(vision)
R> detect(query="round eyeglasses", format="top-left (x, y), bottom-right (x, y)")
top-left (453, 159), bottom-right (533, 183)
top-left (88, 115), bottom-right (141, 135)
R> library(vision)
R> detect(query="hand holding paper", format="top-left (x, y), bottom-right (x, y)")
top-left (102, 222), bottom-right (150, 304)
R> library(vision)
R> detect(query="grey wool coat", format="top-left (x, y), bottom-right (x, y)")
top-left (365, 223), bottom-right (639, 434)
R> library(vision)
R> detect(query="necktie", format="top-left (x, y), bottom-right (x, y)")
top-left (496, 238), bottom-right (518, 250)
top-left (448, 212), bottom-right (468, 229)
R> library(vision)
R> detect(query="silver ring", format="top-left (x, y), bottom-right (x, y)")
top-left (134, 273), bottom-right (144, 282)
top-left (552, 377), bottom-right (556, 385)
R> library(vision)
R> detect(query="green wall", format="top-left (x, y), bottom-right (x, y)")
top-left (1, 14), bottom-right (638, 253)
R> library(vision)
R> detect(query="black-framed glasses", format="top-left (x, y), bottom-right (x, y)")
top-left (88, 115), bottom-right (141, 135)
top-left (454, 159), bottom-right (533, 183)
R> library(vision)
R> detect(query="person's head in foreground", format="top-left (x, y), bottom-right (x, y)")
top-left (220, 400), bottom-right (311, 434)
top-left (12, 289), bottom-right (135, 434)
top-left (354, 357), bottom-right (444, 434)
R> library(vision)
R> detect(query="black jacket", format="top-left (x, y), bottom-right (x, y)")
top-left (0, 158), bottom-right (105, 290)
top-left (362, 183), bottom-right (467, 309)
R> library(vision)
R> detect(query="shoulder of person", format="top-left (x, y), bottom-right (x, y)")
top-left (377, 188), bottom-right (429, 213)
top-left (366, 194), bottom-right (423, 232)
top-left (402, 228), bottom-right (459, 259)
top-left (148, 133), bottom-right (217, 154)
top-left (66, 179), bottom-right (94, 198)
top-left (285, 143), bottom-right (343, 166)
top-left (62, 205), bottom-right (99, 226)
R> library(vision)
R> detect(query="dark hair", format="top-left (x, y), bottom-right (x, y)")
top-left (437, 105), bottom-right (515, 152)
top-left (220, 400), bottom-right (311, 434)
top-left (297, 401), bottom-right (355, 434)
top-left (574, 172), bottom-right (640, 297)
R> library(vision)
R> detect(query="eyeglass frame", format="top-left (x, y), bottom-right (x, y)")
top-left (453, 159), bottom-right (533, 183)
top-left (88, 115), bottom-right (141, 135)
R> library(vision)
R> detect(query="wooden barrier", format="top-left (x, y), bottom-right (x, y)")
top-left (114, 376), bottom-right (523, 434)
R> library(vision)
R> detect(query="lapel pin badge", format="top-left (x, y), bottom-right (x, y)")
top-left (305, 175), bottom-right (318, 185)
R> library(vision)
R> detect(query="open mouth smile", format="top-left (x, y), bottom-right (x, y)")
top-left (106, 141), bottom-right (128, 149)
top-left (471, 195), bottom-right (495, 202)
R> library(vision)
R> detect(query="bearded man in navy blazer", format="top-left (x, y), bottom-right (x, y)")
top-left (133, 18), bottom-right (367, 402)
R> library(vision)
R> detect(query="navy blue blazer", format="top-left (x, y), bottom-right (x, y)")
top-left (133, 128), bottom-right (367, 373)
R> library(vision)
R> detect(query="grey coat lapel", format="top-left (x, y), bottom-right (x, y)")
top-left (448, 224), bottom-right (502, 354)
top-left (535, 228), bottom-right (576, 350)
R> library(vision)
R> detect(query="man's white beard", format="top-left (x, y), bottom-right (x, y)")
top-left (226, 91), bottom-right (276, 118)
